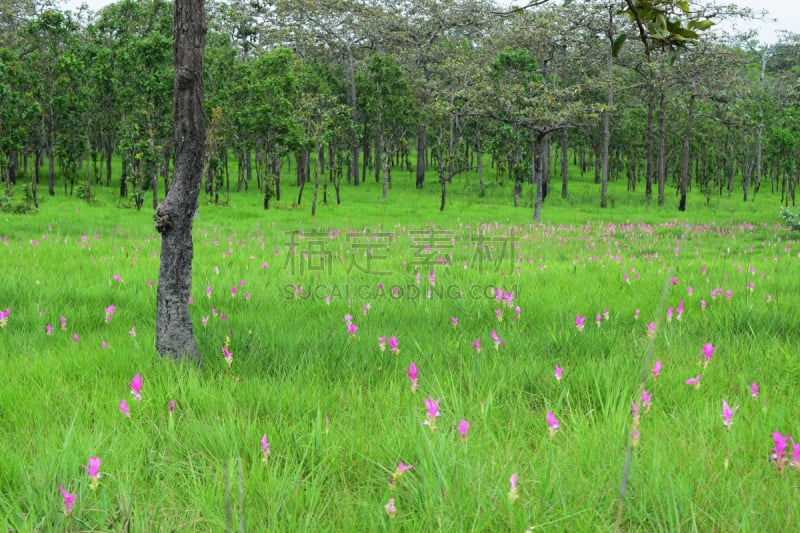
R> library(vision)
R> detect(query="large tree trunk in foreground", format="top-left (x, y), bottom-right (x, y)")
top-left (154, 0), bottom-right (205, 363)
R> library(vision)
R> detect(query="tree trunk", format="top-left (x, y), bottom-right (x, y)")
top-left (657, 90), bottom-right (667, 205)
top-left (48, 147), bottom-right (55, 196)
top-left (311, 142), bottom-right (322, 216)
top-left (154, 0), bottom-right (206, 364)
top-left (600, 27), bottom-right (613, 208)
top-left (678, 85), bottom-right (696, 212)
top-left (415, 125), bottom-right (426, 188)
top-left (533, 136), bottom-right (544, 222)
top-left (561, 126), bottom-right (569, 199)
top-left (645, 86), bottom-right (654, 200)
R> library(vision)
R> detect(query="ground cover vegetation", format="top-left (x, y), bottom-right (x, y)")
top-left (2, 0), bottom-right (800, 530)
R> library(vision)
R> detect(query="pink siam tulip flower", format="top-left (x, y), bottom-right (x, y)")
top-left (554, 364), bottom-right (563, 381)
top-left (102, 339), bottom-right (108, 350)
top-left (73, 333), bottom-right (79, 343)
top-left (391, 460), bottom-right (414, 486)
top-left (634, 309), bottom-right (640, 320)
top-left (451, 317), bottom-right (458, 329)
top-left (206, 286), bottom-right (212, 298)
top-left (640, 390), bottom-right (653, 413)
top-left (700, 299), bottom-right (707, 311)
top-left (378, 337), bottom-right (386, 352)
top-left (721, 401), bottom-right (737, 429)
top-left (231, 286), bottom-right (237, 298)
top-left (491, 330), bottom-right (504, 350)
top-left (596, 313), bottom-right (602, 327)
top-left (646, 321), bottom-right (656, 339)
top-left (45, 324), bottom-right (52, 335)
top-left (508, 473), bottom-right (519, 502)
top-left (456, 419), bottom-right (472, 439)
top-left (202, 316), bottom-right (209, 328)
top-left (495, 309), bottom-right (503, 322)
top-left (670, 277), bottom-right (678, 285)
top-left (169, 400), bottom-right (175, 412)
top-left (771, 432), bottom-right (790, 472)
top-left (387, 336), bottom-right (399, 354)
top-left (624, 273), bottom-right (630, 285)
top-left (471, 337), bottom-right (482, 353)
top-left (406, 361), bottom-right (419, 392)
top-left (423, 397), bottom-right (441, 431)
top-left (652, 360), bottom-right (662, 380)
top-left (83, 456), bottom-right (101, 490)
top-left (726, 290), bottom-right (732, 301)
top-left (515, 306), bottom-right (521, 319)
top-left (119, 399), bottom-right (130, 418)
top-left (685, 374), bottom-right (702, 389)
top-left (347, 323), bottom-right (358, 338)
top-left (385, 498), bottom-right (397, 518)
top-left (261, 434), bottom-right (270, 463)
top-left (603, 307), bottom-right (610, 320)
top-left (666, 307), bottom-right (673, 322)
top-left (222, 346), bottom-right (233, 366)
top-left (344, 314), bottom-right (353, 326)
top-left (362, 303), bottom-right (371, 316)
top-left (546, 411), bottom-right (560, 436)
top-left (0, 307), bottom-right (10, 328)
top-left (58, 486), bottom-right (77, 517)
top-left (687, 286), bottom-right (693, 297)
top-left (676, 301), bottom-right (684, 320)
top-left (751, 382), bottom-right (759, 398)
top-left (129, 374), bottom-right (142, 400)
top-left (104, 305), bottom-right (116, 323)
top-left (701, 343), bottom-right (715, 367)
top-left (60, 316), bottom-right (67, 331)
top-left (575, 315), bottom-right (586, 332)
top-left (129, 326), bottom-right (136, 337)
top-left (790, 438), bottom-right (800, 470)
top-left (113, 274), bottom-right (123, 284)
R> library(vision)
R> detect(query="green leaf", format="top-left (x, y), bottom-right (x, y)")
top-left (612, 34), bottom-right (627, 58)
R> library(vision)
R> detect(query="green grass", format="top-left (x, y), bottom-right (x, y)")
top-left (1, 163), bottom-right (800, 531)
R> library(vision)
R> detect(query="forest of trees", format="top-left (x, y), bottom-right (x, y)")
top-left (2, 0), bottom-right (800, 218)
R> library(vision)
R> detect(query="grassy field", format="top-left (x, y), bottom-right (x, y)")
top-left (2, 166), bottom-right (800, 531)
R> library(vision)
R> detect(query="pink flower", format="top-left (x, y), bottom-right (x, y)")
top-left (378, 337), bottom-right (386, 352)
top-left (129, 326), bottom-right (136, 337)
top-left (261, 434), bottom-right (270, 463)
top-left (508, 473), bottom-right (519, 502)
top-left (721, 400), bottom-right (737, 429)
top-left (60, 316), bottom-right (67, 331)
top-left (45, 324), bottom-right (52, 335)
top-left (119, 399), bottom-right (130, 418)
top-left (129, 374), bottom-right (142, 400)
top-left (361, 303), bottom-right (371, 316)
top-left (651, 360), bottom-right (662, 380)
top-left (83, 456), bottom-right (101, 489)
top-left (666, 307), bottom-right (673, 322)
top-left (222, 346), bottom-right (233, 366)
top-left (58, 486), bottom-right (77, 517)
top-left (73, 333), bottom-right (79, 343)
top-left (423, 397), bottom-right (441, 431)
top-left (687, 286), bottom-right (693, 296)
top-left (641, 390), bottom-right (652, 413)
top-left (646, 321), bottom-right (656, 338)
top-left (670, 277), bottom-right (678, 285)
top-left (406, 361), bottom-right (419, 392)
top-left (202, 316), bottom-right (209, 328)
top-left (554, 364), bottom-right (563, 381)
top-left (104, 304), bottom-right (116, 323)
top-left (456, 418), bottom-right (472, 438)
top-left (385, 497), bottom-right (397, 518)
top-left (387, 336), bottom-right (399, 354)
top-left (515, 306), bottom-right (521, 319)
top-left (685, 374), bottom-right (702, 389)
top-left (169, 400), bottom-right (175, 412)
top-left (546, 411), bottom-right (560, 435)
top-left (575, 315), bottom-right (586, 331)
top-left (344, 314), bottom-right (353, 325)
top-left (771, 432), bottom-right (790, 471)
top-left (495, 309), bottom-right (503, 322)
top-left (491, 330), bottom-right (504, 350)
top-left (700, 299), bottom-right (707, 311)
top-left (471, 337), bottom-right (481, 353)
top-left (702, 343), bottom-right (715, 366)
top-left (451, 316), bottom-right (458, 329)
top-left (113, 274), bottom-right (123, 283)
top-left (206, 286), bottom-right (212, 298)
top-left (102, 339), bottom-right (108, 350)
top-left (634, 309), bottom-right (640, 320)
top-left (595, 313), bottom-right (602, 327)
top-left (231, 286), bottom-right (237, 298)
top-left (751, 382), bottom-right (759, 398)
top-left (347, 323), bottom-right (358, 338)
top-left (790, 438), bottom-right (800, 470)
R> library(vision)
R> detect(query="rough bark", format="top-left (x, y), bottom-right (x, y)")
top-left (154, 0), bottom-right (206, 363)
top-left (645, 86), bottom-right (654, 200)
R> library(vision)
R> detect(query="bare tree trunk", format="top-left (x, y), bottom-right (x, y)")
top-left (533, 136), bottom-right (544, 222)
top-left (645, 86), bottom-right (654, 200)
top-left (657, 90), bottom-right (667, 205)
top-left (678, 84), bottom-right (696, 212)
top-left (311, 142), bottom-right (322, 215)
top-left (561, 126), bottom-right (569, 198)
top-left (415, 125), bottom-right (426, 188)
top-left (154, 0), bottom-right (206, 363)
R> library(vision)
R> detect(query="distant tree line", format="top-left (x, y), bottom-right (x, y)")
top-left (1, 0), bottom-right (798, 219)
